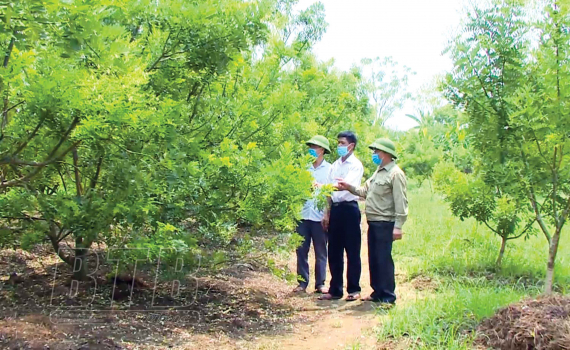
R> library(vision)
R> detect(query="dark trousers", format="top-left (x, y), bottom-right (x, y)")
top-left (296, 220), bottom-right (328, 289)
top-left (328, 201), bottom-right (361, 297)
top-left (368, 221), bottom-right (396, 303)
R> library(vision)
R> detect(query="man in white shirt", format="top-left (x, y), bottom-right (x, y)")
top-left (319, 131), bottom-right (364, 301)
top-left (293, 135), bottom-right (332, 294)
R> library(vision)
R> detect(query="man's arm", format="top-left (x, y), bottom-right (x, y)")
top-left (393, 171), bottom-right (408, 229)
top-left (337, 167), bottom-right (376, 197)
top-left (347, 177), bottom-right (371, 198)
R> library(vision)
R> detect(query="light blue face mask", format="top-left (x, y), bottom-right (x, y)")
top-left (337, 146), bottom-right (349, 157)
top-left (309, 149), bottom-right (319, 158)
top-left (372, 153), bottom-right (382, 166)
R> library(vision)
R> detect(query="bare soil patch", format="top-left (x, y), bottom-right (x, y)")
top-left (476, 295), bottom-right (570, 350)
top-left (0, 246), bottom-right (314, 349)
top-left (0, 213), bottom-right (393, 349)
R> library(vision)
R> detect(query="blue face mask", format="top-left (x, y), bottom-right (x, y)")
top-left (309, 149), bottom-right (319, 158)
top-left (372, 153), bottom-right (382, 166)
top-left (337, 146), bottom-right (349, 157)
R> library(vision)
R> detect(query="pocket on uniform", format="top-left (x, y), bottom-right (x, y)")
top-left (372, 179), bottom-right (391, 195)
top-left (370, 179), bottom-right (393, 213)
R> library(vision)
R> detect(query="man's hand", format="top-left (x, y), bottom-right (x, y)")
top-left (393, 228), bottom-right (403, 241)
top-left (321, 213), bottom-right (330, 232)
top-left (334, 178), bottom-right (351, 191)
top-left (312, 181), bottom-right (322, 189)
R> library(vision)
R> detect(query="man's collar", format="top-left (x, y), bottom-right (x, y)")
top-left (311, 160), bottom-right (329, 169)
top-left (380, 161), bottom-right (396, 171)
top-left (340, 153), bottom-right (357, 164)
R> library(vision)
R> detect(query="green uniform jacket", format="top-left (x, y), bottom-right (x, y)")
top-left (348, 161), bottom-right (408, 229)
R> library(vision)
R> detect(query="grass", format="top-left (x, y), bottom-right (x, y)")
top-left (374, 183), bottom-right (570, 349)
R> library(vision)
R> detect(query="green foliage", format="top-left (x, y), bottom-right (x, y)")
top-left (0, 0), bottom-right (381, 278)
top-left (398, 185), bottom-right (570, 286)
top-left (313, 183), bottom-right (335, 212)
top-left (443, 0), bottom-right (570, 290)
top-left (398, 132), bottom-right (442, 187)
top-left (433, 160), bottom-right (534, 264)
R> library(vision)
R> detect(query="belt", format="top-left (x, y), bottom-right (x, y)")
top-left (331, 201), bottom-right (358, 207)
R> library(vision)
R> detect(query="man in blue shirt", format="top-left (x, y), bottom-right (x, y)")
top-left (293, 135), bottom-right (332, 294)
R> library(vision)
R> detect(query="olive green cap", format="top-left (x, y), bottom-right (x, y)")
top-left (369, 138), bottom-right (398, 159)
top-left (305, 135), bottom-right (331, 154)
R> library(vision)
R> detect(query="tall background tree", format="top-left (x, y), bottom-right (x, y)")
top-left (443, 0), bottom-right (570, 293)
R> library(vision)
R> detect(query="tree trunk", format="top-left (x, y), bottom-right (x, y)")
top-left (544, 228), bottom-right (561, 294)
top-left (73, 236), bottom-right (88, 281)
top-left (496, 235), bottom-right (507, 266)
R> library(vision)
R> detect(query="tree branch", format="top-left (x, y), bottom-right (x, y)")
top-left (48, 223), bottom-right (74, 266)
top-left (48, 117), bottom-right (80, 159)
top-left (57, 166), bottom-right (68, 193)
top-left (559, 194), bottom-right (570, 232)
top-left (72, 147), bottom-right (82, 197)
top-left (552, 146), bottom-right (558, 226)
top-left (0, 141), bottom-right (80, 188)
top-left (519, 143), bottom-right (551, 242)
top-left (243, 109), bottom-right (283, 141)
top-left (146, 29), bottom-right (172, 71)
top-left (482, 220), bottom-right (500, 235)
top-left (189, 84), bottom-right (206, 125)
top-left (8, 101), bottom-right (42, 157)
top-left (506, 218), bottom-right (536, 241)
top-left (90, 156), bottom-right (103, 190)
top-left (0, 216), bottom-right (47, 222)
top-left (3, 35), bottom-right (14, 68)
top-left (57, 229), bottom-right (73, 244)
top-left (532, 132), bottom-right (554, 171)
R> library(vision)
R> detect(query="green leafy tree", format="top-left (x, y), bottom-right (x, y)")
top-left (0, 0), bottom-right (276, 279)
top-left (444, 0), bottom-right (570, 292)
top-left (398, 131), bottom-right (442, 188)
top-left (434, 161), bottom-right (535, 266)
top-left (0, 0), bottom-right (378, 281)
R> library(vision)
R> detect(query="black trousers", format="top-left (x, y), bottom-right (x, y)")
top-left (327, 201), bottom-right (361, 297)
top-left (368, 221), bottom-right (396, 303)
top-left (296, 220), bottom-right (328, 289)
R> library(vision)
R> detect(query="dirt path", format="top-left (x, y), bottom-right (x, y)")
top-left (179, 216), bottom-right (389, 350)
top-left (227, 216), bottom-right (414, 350)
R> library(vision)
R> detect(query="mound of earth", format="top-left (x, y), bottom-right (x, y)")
top-left (476, 295), bottom-right (570, 350)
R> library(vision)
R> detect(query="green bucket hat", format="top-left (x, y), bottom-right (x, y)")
top-left (369, 138), bottom-right (398, 159)
top-left (305, 135), bottom-right (331, 154)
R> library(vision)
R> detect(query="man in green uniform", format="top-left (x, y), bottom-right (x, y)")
top-left (335, 138), bottom-right (408, 304)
